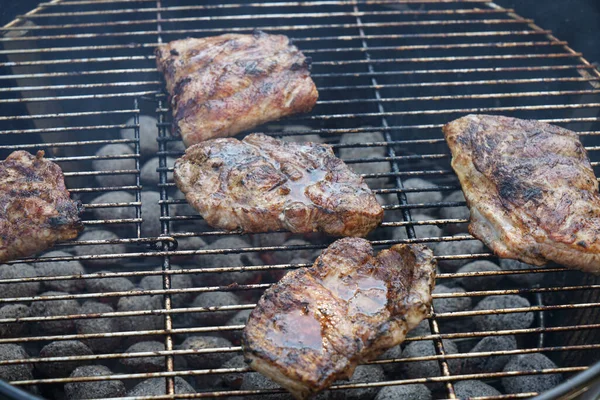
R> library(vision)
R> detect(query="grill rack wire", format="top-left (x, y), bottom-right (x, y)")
top-left (1, 0), bottom-right (600, 399)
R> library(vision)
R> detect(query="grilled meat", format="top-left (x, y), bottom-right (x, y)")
top-left (174, 133), bottom-right (383, 237)
top-left (155, 31), bottom-right (319, 147)
top-left (242, 238), bottom-right (436, 399)
top-left (0, 151), bottom-right (83, 263)
top-left (444, 114), bottom-right (600, 273)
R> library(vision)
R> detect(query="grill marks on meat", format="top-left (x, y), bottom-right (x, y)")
top-left (155, 31), bottom-right (319, 147)
top-left (242, 238), bottom-right (436, 399)
top-left (444, 114), bottom-right (600, 273)
top-left (0, 151), bottom-right (83, 263)
top-left (173, 133), bottom-right (383, 237)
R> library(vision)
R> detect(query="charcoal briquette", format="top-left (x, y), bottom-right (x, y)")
top-left (75, 300), bottom-right (121, 353)
top-left (35, 251), bottom-right (86, 293)
top-left (37, 340), bottom-right (93, 378)
top-left (64, 365), bottom-right (126, 400)
top-left (0, 344), bottom-right (33, 381)
top-left (30, 291), bottom-right (81, 334)
top-left (127, 377), bottom-right (195, 396)
top-left (502, 353), bottom-right (562, 394)
top-left (461, 335), bottom-right (517, 374)
top-left (374, 384), bottom-right (432, 400)
top-left (0, 304), bottom-right (30, 338)
top-left (0, 263), bottom-right (40, 299)
top-left (473, 295), bottom-right (534, 332)
top-left (180, 336), bottom-right (233, 369)
top-left (454, 380), bottom-right (502, 398)
top-left (119, 341), bottom-right (164, 372)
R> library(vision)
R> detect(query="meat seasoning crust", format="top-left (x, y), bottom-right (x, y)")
top-left (174, 133), bottom-right (383, 237)
top-left (242, 238), bottom-right (436, 399)
top-left (444, 114), bottom-right (600, 273)
top-left (155, 31), bottom-right (319, 147)
top-left (0, 151), bottom-right (83, 263)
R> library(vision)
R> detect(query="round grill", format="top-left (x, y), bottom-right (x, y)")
top-left (0, 0), bottom-right (599, 399)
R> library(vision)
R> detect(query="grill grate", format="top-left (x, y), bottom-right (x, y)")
top-left (1, 0), bottom-right (600, 399)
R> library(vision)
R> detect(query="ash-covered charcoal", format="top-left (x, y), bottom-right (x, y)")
top-left (116, 295), bottom-right (164, 337)
top-left (180, 336), bottom-right (233, 369)
top-left (434, 235), bottom-right (486, 271)
top-left (194, 237), bottom-right (262, 287)
top-left (0, 344), bottom-right (33, 381)
top-left (224, 309), bottom-right (252, 344)
top-left (374, 384), bottom-right (432, 400)
top-left (461, 335), bottom-right (517, 374)
top-left (85, 271), bottom-right (135, 305)
top-left (378, 344), bottom-right (402, 375)
top-left (502, 353), bottom-right (562, 394)
top-left (188, 291), bottom-right (241, 327)
top-left (500, 259), bottom-right (546, 287)
top-left (281, 134), bottom-right (324, 144)
top-left (92, 144), bottom-right (136, 188)
top-left (250, 232), bottom-right (289, 248)
top-left (267, 238), bottom-right (318, 265)
top-left (400, 340), bottom-right (460, 389)
top-left (473, 295), bottom-right (534, 332)
top-left (175, 235), bottom-right (207, 251)
top-left (339, 131), bottom-right (386, 159)
top-left (75, 301), bottom-right (120, 353)
top-left (440, 191), bottom-right (470, 234)
top-left (407, 319), bottom-right (432, 338)
top-left (0, 263), bottom-right (40, 299)
top-left (331, 364), bottom-right (385, 400)
top-left (349, 160), bottom-right (391, 188)
top-left (64, 365), bottom-right (126, 400)
top-left (456, 261), bottom-right (502, 291)
top-left (35, 251), bottom-right (86, 293)
top-left (220, 355), bottom-right (247, 389)
top-left (74, 230), bottom-right (127, 267)
top-left (119, 341), bottom-right (165, 372)
top-left (402, 178), bottom-right (443, 215)
top-left (139, 266), bottom-right (194, 308)
top-left (127, 377), bottom-right (195, 396)
top-left (338, 130), bottom-right (390, 187)
top-left (433, 285), bottom-right (472, 314)
top-left (120, 115), bottom-right (159, 157)
top-left (454, 380), bottom-right (502, 398)
top-left (393, 214), bottom-right (442, 241)
top-left (89, 191), bottom-right (135, 222)
top-left (240, 372), bottom-right (294, 400)
top-left (140, 156), bottom-right (176, 186)
top-left (0, 304), bottom-right (30, 338)
top-left (141, 190), bottom-right (164, 237)
top-left (37, 340), bottom-right (93, 378)
top-left (30, 291), bottom-right (81, 334)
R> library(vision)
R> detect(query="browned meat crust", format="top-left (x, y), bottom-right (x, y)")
top-left (0, 151), bottom-right (83, 263)
top-left (242, 238), bottom-right (436, 399)
top-left (444, 114), bottom-right (600, 273)
top-left (173, 133), bottom-right (383, 237)
top-left (155, 31), bottom-right (319, 147)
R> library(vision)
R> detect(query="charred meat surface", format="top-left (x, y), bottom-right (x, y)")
top-left (155, 31), bottom-right (319, 147)
top-left (0, 151), bottom-right (83, 263)
top-left (174, 133), bottom-right (383, 237)
top-left (444, 114), bottom-right (600, 273)
top-left (242, 238), bottom-right (436, 399)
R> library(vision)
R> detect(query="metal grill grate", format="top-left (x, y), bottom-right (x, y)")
top-left (1, 1), bottom-right (600, 399)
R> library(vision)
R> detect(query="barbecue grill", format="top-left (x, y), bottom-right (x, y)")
top-left (1, 0), bottom-right (600, 399)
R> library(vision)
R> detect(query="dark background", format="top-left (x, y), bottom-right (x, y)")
top-left (1, 0), bottom-right (599, 65)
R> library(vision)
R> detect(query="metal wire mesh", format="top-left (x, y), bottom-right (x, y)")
top-left (1, 0), bottom-right (600, 399)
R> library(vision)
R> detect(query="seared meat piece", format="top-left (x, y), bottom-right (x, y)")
top-left (0, 151), bottom-right (83, 263)
top-left (155, 31), bottom-right (318, 147)
top-left (242, 238), bottom-right (436, 399)
top-left (444, 114), bottom-right (600, 273)
top-left (174, 133), bottom-right (383, 237)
